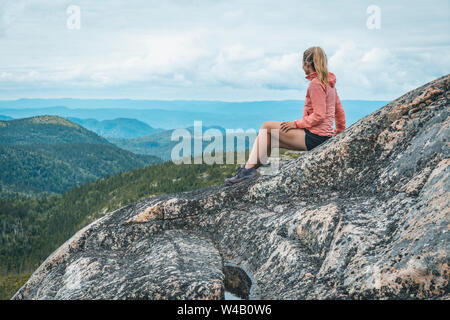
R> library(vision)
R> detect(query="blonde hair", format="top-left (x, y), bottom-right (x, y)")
top-left (303, 46), bottom-right (329, 86)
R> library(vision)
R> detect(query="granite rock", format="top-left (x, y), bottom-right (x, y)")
top-left (13, 74), bottom-right (449, 300)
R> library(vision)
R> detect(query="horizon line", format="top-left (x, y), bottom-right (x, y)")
top-left (0, 97), bottom-right (391, 103)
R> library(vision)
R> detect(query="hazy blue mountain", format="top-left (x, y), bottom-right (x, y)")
top-left (0, 98), bottom-right (232, 110)
top-left (0, 99), bottom-right (389, 131)
top-left (0, 115), bottom-right (162, 197)
top-left (0, 115), bottom-right (13, 120)
top-left (65, 117), bottom-right (165, 139)
top-left (108, 125), bottom-right (253, 161)
top-left (0, 106), bottom-right (226, 130)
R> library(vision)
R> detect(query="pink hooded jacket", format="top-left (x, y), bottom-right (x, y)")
top-left (294, 71), bottom-right (346, 137)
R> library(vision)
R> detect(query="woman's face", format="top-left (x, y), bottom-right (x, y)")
top-left (302, 60), bottom-right (313, 75)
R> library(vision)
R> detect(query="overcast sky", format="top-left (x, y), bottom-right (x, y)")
top-left (0, 0), bottom-right (449, 101)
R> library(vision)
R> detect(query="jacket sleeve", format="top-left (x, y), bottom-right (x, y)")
top-left (303, 102), bottom-right (309, 118)
top-left (294, 82), bottom-right (326, 129)
top-left (294, 105), bottom-right (309, 128)
top-left (334, 90), bottom-right (346, 135)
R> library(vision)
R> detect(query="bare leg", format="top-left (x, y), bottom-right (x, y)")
top-left (246, 132), bottom-right (267, 169)
top-left (245, 121), bottom-right (307, 169)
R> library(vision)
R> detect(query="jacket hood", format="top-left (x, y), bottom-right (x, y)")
top-left (306, 72), bottom-right (336, 88)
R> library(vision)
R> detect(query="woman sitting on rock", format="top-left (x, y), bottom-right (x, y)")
top-left (225, 46), bottom-right (346, 185)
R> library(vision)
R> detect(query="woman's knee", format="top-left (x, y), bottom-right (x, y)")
top-left (260, 121), bottom-right (278, 133)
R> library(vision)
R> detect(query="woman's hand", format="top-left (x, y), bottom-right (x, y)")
top-left (280, 121), bottom-right (296, 133)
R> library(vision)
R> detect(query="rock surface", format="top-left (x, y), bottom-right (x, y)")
top-left (13, 75), bottom-right (449, 300)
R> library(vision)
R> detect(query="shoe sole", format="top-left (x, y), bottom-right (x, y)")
top-left (224, 174), bottom-right (258, 186)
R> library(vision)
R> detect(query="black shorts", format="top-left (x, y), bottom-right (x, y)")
top-left (304, 129), bottom-right (332, 151)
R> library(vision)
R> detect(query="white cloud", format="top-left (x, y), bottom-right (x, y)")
top-left (328, 41), bottom-right (450, 99)
top-left (0, 0), bottom-right (448, 100)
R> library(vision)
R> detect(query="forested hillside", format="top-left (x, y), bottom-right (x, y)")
top-left (0, 115), bottom-right (109, 145)
top-left (0, 116), bottom-right (161, 197)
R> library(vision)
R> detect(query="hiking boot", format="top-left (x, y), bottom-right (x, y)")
top-left (224, 165), bottom-right (258, 185)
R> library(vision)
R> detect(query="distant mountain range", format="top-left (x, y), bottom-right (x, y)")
top-left (0, 98), bottom-right (390, 162)
top-left (65, 117), bottom-right (165, 139)
top-left (108, 125), bottom-right (253, 161)
top-left (0, 99), bottom-right (389, 130)
top-left (0, 115), bottom-right (162, 197)
top-left (0, 113), bottom-right (252, 163)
